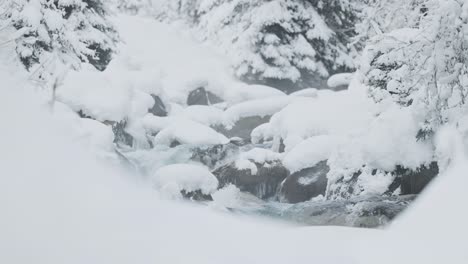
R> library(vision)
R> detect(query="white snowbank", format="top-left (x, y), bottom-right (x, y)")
top-left (57, 67), bottom-right (133, 122)
top-left (360, 126), bottom-right (468, 264)
top-left (289, 88), bottom-right (318, 98)
top-left (1, 46), bottom-right (467, 264)
top-left (152, 163), bottom-right (219, 197)
top-left (0, 82), bottom-right (381, 264)
top-left (153, 119), bottom-right (229, 146)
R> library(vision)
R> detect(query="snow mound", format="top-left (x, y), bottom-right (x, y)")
top-left (234, 148), bottom-right (283, 175)
top-left (290, 88), bottom-right (318, 98)
top-left (283, 135), bottom-right (337, 173)
top-left (153, 119), bottom-right (229, 146)
top-left (57, 67), bottom-right (132, 122)
top-left (179, 105), bottom-right (225, 126)
top-left (224, 83), bottom-right (286, 104)
top-left (152, 164), bottom-right (219, 196)
top-left (224, 96), bottom-right (292, 126)
top-left (327, 73), bottom-right (354, 88)
top-left (266, 90), bottom-right (374, 150)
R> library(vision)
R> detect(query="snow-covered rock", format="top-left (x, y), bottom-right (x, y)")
top-left (327, 73), bottom-right (354, 89)
top-left (57, 67), bottom-right (132, 122)
top-left (153, 119), bottom-right (229, 147)
top-left (152, 163), bottom-right (219, 200)
top-left (213, 157), bottom-right (289, 199)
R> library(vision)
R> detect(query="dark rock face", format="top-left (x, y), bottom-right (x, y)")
top-left (149, 95), bottom-right (167, 117)
top-left (213, 161), bottom-right (289, 199)
top-left (279, 161), bottom-right (329, 203)
top-left (397, 162), bottom-right (439, 195)
top-left (112, 120), bottom-right (133, 147)
top-left (181, 190), bottom-right (213, 201)
top-left (187, 87), bottom-right (223, 106)
top-left (215, 116), bottom-right (271, 140)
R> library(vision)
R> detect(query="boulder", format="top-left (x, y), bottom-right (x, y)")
top-left (215, 116), bottom-right (271, 140)
top-left (279, 161), bottom-right (329, 203)
top-left (396, 162), bottom-right (439, 195)
top-left (190, 143), bottom-right (240, 169)
top-left (213, 161), bottom-right (289, 200)
top-left (187, 87), bottom-right (223, 106)
top-left (149, 95), bottom-right (167, 117)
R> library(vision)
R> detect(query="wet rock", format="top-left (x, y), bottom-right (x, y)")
top-left (279, 161), bottom-right (329, 203)
top-left (397, 162), bottom-right (439, 195)
top-left (213, 161), bottom-right (289, 199)
top-left (169, 140), bottom-right (181, 148)
top-left (149, 95), bottom-right (167, 117)
top-left (190, 143), bottom-right (240, 169)
top-left (215, 116), bottom-right (271, 140)
top-left (326, 171), bottom-right (361, 200)
top-left (187, 87), bottom-right (223, 106)
top-left (111, 120), bottom-right (133, 147)
top-left (181, 190), bottom-right (213, 201)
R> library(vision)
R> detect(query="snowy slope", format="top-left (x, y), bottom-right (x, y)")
top-left (1, 58), bottom-right (467, 264)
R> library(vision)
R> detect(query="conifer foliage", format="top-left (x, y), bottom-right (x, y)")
top-left (362, 0), bottom-right (468, 137)
top-left (155, 0), bottom-right (361, 90)
top-left (1, 0), bottom-right (118, 72)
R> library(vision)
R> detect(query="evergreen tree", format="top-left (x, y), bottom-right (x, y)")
top-left (111, 0), bottom-right (153, 15)
top-left (362, 0), bottom-right (468, 138)
top-left (1, 0), bottom-right (118, 73)
top-left (155, 0), bottom-right (361, 91)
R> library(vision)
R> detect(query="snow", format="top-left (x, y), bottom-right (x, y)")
top-left (234, 148), bottom-right (283, 175)
top-left (266, 90), bottom-right (374, 151)
top-left (223, 83), bottom-right (286, 104)
top-left (289, 88), bottom-right (318, 98)
top-left (361, 125), bottom-right (468, 264)
top-left (108, 15), bottom-right (236, 105)
top-left (179, 105), bottom-right (225, 126)
top-left (283, 135), bottom-right (337, 173)
top-left (2, 6), bottom-right (468, 264)
top-left (153, 119), bottom-right (229, 146)
top-left (223, 96), bottom-right (292, 127)
top-left (211, 184), bottom-right (242, 209)
top-left (0, 80), bottom-right (381, 264)
top-left (57, 66), bottom-right (133, 122)
top-left (327, 73), bottom-right (354, 88)
top-left (152, 163), bottom-right (219, 197)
